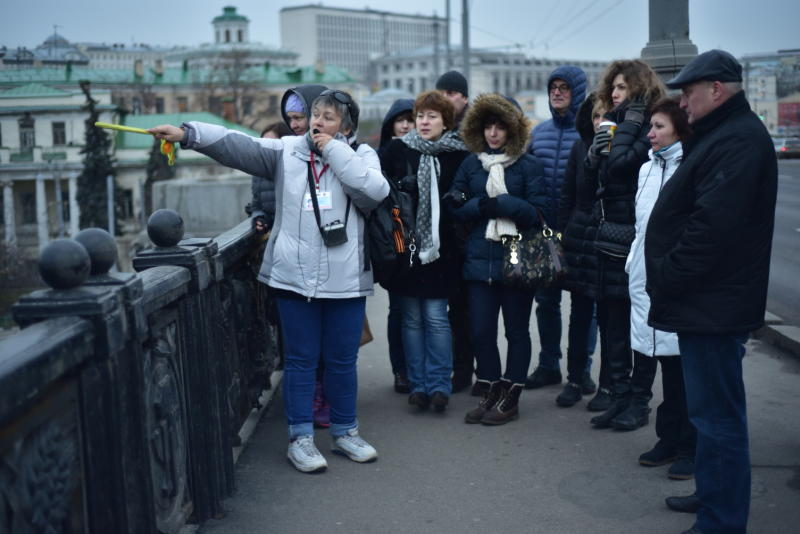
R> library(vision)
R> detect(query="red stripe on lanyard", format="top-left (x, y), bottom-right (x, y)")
top-left (309, 152), bottom-right (329, 191)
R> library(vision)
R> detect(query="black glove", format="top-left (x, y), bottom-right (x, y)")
top-left (443, 189), bottom-right (467, 210)
top-left (590, 129), bottom-right (613, 157)
top-left (478, 197), bottom-right (499, 218)
top-left (624, 95), bottom-right (647, 126)
top-left (252, 215), bottom-right (268, 234)
top-left (399, 174), bottom-right (419, 196)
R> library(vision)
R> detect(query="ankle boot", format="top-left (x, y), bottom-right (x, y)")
top-left (611, 353), bottom-right (657, 430)
top-left (611, 401), bottom-right (651, 430)
top-left (464, 380), bottom-right (501, 424)
top-left (590, 394), bottom-right (630, 428)
top-left (481, 381), bottom-right (523, 425)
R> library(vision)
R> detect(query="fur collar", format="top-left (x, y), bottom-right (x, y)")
top-left (459, 93), bottom-right (531, 159)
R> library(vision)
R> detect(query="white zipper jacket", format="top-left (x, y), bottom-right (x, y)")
top-left (626, 142), bottom-right (683, 356)
top-left (182, 122), bottom-right (390, 299)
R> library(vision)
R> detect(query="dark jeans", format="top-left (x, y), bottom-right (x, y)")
top-left (566, 293), bottom-right (598, 384)
top-left (449, 281), bottom-right (475, 380)
top-left (387, 291), bottom-right (407, 376)
top-left (277, 296), bottom-right (365, 439)
top-left (655, 355), bottom-right (696, 457)
top-left (679, 332), bottom-right (750, 534)
top-left (597, 298), bottom-right (631, 395)
top-left (534, 286), bottom-right (563, 370)
top-left (468, 281), bottom-right (535, 384)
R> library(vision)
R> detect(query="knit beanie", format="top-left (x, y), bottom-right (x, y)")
top-left (436, 70), bottom-right (469, 97)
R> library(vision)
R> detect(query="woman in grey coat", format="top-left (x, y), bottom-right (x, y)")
top-left (150, 90), bottom-right (389, 474)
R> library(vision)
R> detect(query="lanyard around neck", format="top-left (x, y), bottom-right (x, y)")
top-left (309, 152), bottom-right (329, 189)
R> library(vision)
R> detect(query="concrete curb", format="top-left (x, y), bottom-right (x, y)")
top-left (233, 369), bottom-right (283, 464)
top-left (753, 311), bottom-right (800, 360)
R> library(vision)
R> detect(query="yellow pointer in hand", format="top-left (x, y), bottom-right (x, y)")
top-left (94, 122), bottom-right (176, 165)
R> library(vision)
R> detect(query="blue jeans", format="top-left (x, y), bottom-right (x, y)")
top-left (277, 296), bottom-right (365, 439)
top-left (399, 297), bottom-right (452, 395)
top-left (387, 291), bottom-right (407, 376)
top-left (535, 286), bottom-right (563, 370)
top-left (468, 282), bottom-right (535, 384)
top-left (679, 332), bottom-right (750, 534)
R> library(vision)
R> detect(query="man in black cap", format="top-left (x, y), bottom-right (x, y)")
top-left (645, 49), bottom-right (777, 534)
top-left (435, 69), bottom-right (474, 392)
top-left (436, 70), bottom-right (469, 127)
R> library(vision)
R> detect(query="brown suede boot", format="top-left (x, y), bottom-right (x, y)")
top-left (481, 381), bottom-right (523, 425)
top-left (464, 380), bottom-right (501, 424)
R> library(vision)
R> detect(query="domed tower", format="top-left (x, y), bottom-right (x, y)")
top-left (213, 6), bottom-right (250, 44)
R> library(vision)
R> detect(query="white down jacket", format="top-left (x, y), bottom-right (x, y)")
top-left (182, 122), bottom-right (389, 299)
top-left (626, 142), bottom-right (682, 356)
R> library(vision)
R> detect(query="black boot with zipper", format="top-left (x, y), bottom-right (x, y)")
top-left (612, 351), bottom-right (657, 430)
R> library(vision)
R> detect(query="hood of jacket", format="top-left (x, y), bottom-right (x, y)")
top-left (547, 65), bottom-right (587, 128)
top-left (379, 98), bottom-right (414, 150)
top-left (280, 84), bottom-right (328, 130)
top-left (575, 93), bottom-right (596, 146)
top-left (460, 93), bottom-right (531, 159)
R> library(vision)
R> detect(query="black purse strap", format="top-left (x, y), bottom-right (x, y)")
top-left (306, 161), bottom-right (350, 235)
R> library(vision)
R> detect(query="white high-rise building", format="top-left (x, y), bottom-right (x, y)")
top-left (280, 4), bottom-right (445, 82)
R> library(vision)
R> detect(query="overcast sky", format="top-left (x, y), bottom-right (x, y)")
top-left (2, 0), bottom-right (798, 61)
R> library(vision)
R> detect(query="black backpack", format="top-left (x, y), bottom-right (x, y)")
top-left (366, 176), bottom-right (417, 285)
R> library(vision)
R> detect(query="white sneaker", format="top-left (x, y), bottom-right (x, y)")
top-left (287, 435), bottom-right (327, 473)
top-left (332, 428), bottom-right (378, 463)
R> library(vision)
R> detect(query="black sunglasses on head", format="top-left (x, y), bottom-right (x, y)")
top-left (320, 89), bottom-right (353, 107)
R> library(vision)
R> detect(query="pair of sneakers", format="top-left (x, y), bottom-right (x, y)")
top-left (287, 428), bottom-right (378, 473)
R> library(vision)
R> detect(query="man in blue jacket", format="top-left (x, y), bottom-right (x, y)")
top-left (525, 66), bottom-right (595, 394)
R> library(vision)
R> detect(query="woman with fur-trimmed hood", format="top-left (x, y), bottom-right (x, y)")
top-left (445, 93), bottom-right (549, 425)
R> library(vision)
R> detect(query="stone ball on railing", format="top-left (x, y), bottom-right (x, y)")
top-left (39, 238), bottom-right (91, 290)
top-left (75, 228), bottom-right (118, 275)
top-left (147, 209), bottom-right (185, 248)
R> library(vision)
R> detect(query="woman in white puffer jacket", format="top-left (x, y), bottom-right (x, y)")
top-left (625, 97), bottom-right (697, 480)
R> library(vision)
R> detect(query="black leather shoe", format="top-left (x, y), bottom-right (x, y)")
top-left (586, 388), bottom-right (611, 412)
top-left (639, 440), bottom-right (677, 466)
top-left (408, 392), bottom-right (430, 410)
top-left (580, 372), bottom-right (597, 394)
top-left (665, 493), bottom-right (700, 514)
top-left (430, 391), bottom-right (449, 412)
top-left (394, 374), bottom-right (411, 394)
top-left (611, 402), bottom-right (651, 431)
top-left (524, 367), bottom-right (562, 389)
top-left (556, 382), bottom-right (582, 407)
top-left (590, 397), bottom-right (629, 428)
top-left (668, 456), bottom-right (695, 480)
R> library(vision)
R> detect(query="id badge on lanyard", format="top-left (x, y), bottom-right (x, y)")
top-left (304, 153), bottom-right (333, 211)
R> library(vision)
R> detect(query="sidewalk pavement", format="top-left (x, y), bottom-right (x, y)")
top-left (200, 288), bottom-right (800, 534)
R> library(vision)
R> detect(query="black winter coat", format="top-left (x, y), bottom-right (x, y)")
top-left (587, 104), bottom-right (652, 300)
top-left (379, 138), bottom-right (469, 298)
top-left (560, 139), bottom-right (600, 298)
top-left (248, 173), bottom-right (276, 227)
top-left (645, 91), bottom-right (778, 333)
top-left (449, 153), bottom-right (547, 283)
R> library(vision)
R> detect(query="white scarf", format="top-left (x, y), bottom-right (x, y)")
top-left (479, 152), bottom-right (520, 241)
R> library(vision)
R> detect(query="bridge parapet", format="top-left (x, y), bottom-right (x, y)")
top-left (0, 212), bottom-right (281, 533)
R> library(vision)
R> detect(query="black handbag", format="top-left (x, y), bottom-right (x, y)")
top-left (501, 211), bottom-right (566, 290)
top-left (594, 199), bottom-right (635, 259)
